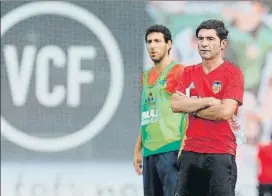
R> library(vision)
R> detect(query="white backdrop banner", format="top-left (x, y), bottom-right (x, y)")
top-left (1, 162), bottom-right (143, 196)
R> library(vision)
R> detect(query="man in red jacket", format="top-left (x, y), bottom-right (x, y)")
top-left (171, 19), bottom-right (244, 196)
top-left (257, 142), bottom-right (272, 196)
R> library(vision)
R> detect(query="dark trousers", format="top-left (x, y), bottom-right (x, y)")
top-left (259, 184), bottom-right (272, 196)
top-left (143, 151), bottom-right (179, 196)
top-left (174, 151), bottom-right (237, 196)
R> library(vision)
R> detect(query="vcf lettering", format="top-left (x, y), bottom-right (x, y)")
top-left (3, 45), bottom-right (95, 107)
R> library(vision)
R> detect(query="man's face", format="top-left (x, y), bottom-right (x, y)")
top-left (197, 29), bottom-right (227, 60)
top-left (146, 32), bottom-right (171, 63)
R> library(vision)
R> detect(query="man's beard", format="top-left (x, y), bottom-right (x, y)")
top-left (151, 50), bottom-right (167, 64)
top-left (152, 59), bottom-right (161, 64)
top-left (151, 56), bottom-right (163, 64)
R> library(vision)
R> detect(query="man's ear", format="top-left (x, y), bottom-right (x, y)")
top-left (221, 39), bottom-right (228, 50)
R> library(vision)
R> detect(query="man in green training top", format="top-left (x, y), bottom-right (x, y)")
top-left (133, 24), bottom-right (187, 196)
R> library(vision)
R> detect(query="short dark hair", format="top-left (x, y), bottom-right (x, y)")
top-left (196, 19), bottom-right (229, 41)
top-left (145, 24), bottom-right (172, 43)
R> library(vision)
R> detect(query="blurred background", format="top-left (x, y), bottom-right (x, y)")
top-left (1, 1), bottom-right (272, 196)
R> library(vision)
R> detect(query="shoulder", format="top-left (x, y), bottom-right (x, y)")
top-left (142, 66), bottom-right (154, 78)
top-left (224, 60), bottom-right (243, 75)
top-left (259, 142), bottom-right (272, 151)
top-left (143, 66), bottom-right (153, 74)
top-left (172, 63), bottom-right (185, 70)
top-left (183, 64), bottom-right (201, 74)
top-left (168, 63), bottom-right (185, 75)
top-left (141, 68), bottom-right (151, 84)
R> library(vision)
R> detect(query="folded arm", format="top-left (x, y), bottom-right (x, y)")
top-left (196, 99), bottom-right (239, 121)
top-left (171, 91), bottom-right (217, 114)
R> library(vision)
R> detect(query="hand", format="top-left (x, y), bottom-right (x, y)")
top-left (133, 150), bottom-right (143, 175)
top-left (178, 136), bottom-right (185, 159)
top-left (174, 91), bottom-right (185, 96)
top-left (172, 91), bottom-right (186, 102)
top-left (175, 148), bottom-right (183, 170)
top-left (177, 149), bottom-right (182, 159)
top-left (207, 97), bottom-right (221, 106)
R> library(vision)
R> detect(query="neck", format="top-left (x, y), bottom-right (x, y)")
top-left (154, 56), bottom-right (172, 71)
top-left (202, 56), bottom-right (224, 74)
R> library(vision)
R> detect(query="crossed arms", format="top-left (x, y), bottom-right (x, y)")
top-left (171, 91), bottom-right (239, 121)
